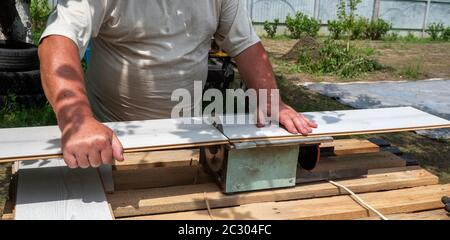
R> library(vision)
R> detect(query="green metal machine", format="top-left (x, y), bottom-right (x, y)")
top-left (200, 132), bottom-right (333, 194)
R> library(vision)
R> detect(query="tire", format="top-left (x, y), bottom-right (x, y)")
top-left (0, 40), bottom-right (39, 72)
top-left (0, 70), bottom-right (43, 95)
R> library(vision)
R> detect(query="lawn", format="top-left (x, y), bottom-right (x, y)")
top-left (263, 36), bottom-right (450, 83)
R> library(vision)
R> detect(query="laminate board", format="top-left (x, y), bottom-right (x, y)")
top-left (221, 107), bottom-right (450, 143)
top-left (0, 117), bottom-right (228, 162)
top-left (15, 159), bottom-right (113, 220)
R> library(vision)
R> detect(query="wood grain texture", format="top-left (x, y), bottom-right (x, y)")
top-left (113, 165), bottom-right (213, 191)
top-left (221, 107), bottom-right (450, 143)
top-left (0, 117), bottom-right (228, 162)
top-left (122, 184), bottom-right (449, 220)
top-left (114, 149), bottom-right (199, 170)
top-left (109, 167), bottom-right (437, 218)
top-left (15, 159), bottom-right (113, 220)
top-left (359, 209), bottom-right (450, 220)
top-left (321, 139), bottom-right (379, 155)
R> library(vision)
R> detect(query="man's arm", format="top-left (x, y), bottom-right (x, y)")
top-left (39, 35), bottom-right (124, 168)
top-left (234, 42), bottom-right (317, 135)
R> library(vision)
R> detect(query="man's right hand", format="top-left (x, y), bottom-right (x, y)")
top-left (60, 116), bottom-right (124, 168)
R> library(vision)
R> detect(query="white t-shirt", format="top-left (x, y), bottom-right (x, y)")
top-left (41, 0), bottom-right (260, 121)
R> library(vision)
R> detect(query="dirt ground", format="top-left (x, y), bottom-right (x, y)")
top-left (262, 38), bottom-right (450, 83)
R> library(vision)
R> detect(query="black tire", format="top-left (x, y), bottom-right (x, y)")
top-left (0, 40), bottom-right (39, 72)
top-left (0, 70), bottom-right (43, 95)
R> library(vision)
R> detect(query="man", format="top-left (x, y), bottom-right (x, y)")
top-left (38, 0), bottom-right (317, 169)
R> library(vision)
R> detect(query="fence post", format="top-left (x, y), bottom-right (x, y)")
top-left (422, 0), bottom-right (432, 37)
top-left (314, 0), bottom-right (321, 20)
top-left (372, 0), bottom-right (381, 21)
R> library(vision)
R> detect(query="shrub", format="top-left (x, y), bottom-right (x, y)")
top-left (442, 27), bottom-right (450, 41)
top-left (351, 17), bottom-right (368, 40)
top-left (365, 19), bottom-right (391, 40)
top-left (426, 22), bottom-right (444, 40)
top-left (263, 18), bottom-right (279, 38)
top-left (285, 12), bottom-right (320, 39)
top-left (327, 20), bottom-right (344, 39)
top-left (296, 39), bottom-right (382, 78)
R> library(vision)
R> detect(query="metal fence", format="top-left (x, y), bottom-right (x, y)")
top-left (245, 0), bottom-right (450, 32)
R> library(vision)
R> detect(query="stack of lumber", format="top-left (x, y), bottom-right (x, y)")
top-left (108, 139), bottom-right (449, 220)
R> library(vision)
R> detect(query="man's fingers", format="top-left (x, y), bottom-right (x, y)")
top-left (100, 147), bottom-right (113, 165)
top-left (280, 116), bottom-right (298, 134)
top-left (111, 133), bottom-right (124, 161)
top-left (63, 152), bottom-right (78, 169)
top-left (88, 149), bottom-right (102, 168)
top-left (292, 115), bottom-right (311, 135)
top-left (76, 153), bottom-right (90, 168)
top-left (302, 115), bottom-right (318, 128)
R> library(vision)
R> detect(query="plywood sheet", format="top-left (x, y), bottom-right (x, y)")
top-left (0, 117), bottom-right (228, 162)
top-left (15, 159), bottom-right (113, 220)
top-left (221, 107), bottom-right (450, 142)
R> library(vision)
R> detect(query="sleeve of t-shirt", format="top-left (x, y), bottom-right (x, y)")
top-left (214, 0), bottom-right (261, 58)
top-left (39, 0), bottom-right (106, 59)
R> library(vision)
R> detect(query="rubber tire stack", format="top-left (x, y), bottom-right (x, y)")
top-left (0, 40), bottom-right (45, 106)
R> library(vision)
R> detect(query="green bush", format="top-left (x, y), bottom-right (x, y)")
top-left (426, 22), bottom-right (444, 40)
top-left (365, 19), bottom-right (391, 40)
top-left (351, 17), bottom-right (368, 40)
top-left (285, 12), bottom-right (320, 39)
top-left (30, 0), bottom-right (52, 44)
top-left (327, 20), bottom-right (344, 39)
top-left (442, 27), bottom-right (450, 41)
top-left (296, 39), bottom-right (382, 78)
top-left (263, 18), bottom-right (279, 38)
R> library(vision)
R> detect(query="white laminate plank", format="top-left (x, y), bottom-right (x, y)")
top-left (15, 159), bottom-right (113, 220)
top-left (0, 117), bottom-right (228, 161)
top-left (221, 107), bottom-right (450, 141)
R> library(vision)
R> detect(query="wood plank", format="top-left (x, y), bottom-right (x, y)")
top-left (320, 139), bottom-right (379, 155)
top-left (221, 107), bottom-right (450, 143)
top-left (310, 152), bottom-right (405, 172)
top-left (113, 165), bottom-right (213, 191)
top-left (115, 149), bottom-right (199, 171)
top-left (0, 117), bottom-right (228, 163)
top-left (123, 184), bottom-right (449, 220)
top-left (359, 209), bottom-right (450, 220)
top-left (15, 159), bottom-right (113, 220)
top-left (296, 152), bottom-right (405, 183)
top-left (109, 167), bottom-right (437, 218)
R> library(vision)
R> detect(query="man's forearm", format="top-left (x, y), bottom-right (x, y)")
top-left (38, 36), bottom-right (93, 130)
top-left (234, 42), bottom-right (278, 94)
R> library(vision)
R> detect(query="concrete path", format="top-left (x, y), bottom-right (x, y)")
top-left (304, 79), bottom-right (450, 139)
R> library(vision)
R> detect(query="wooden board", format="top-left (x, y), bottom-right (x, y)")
top-left (221, 107), bottom-right (450, 143)
top-left (320, 139), bottom-right (379, 155)
top-left (109, 167), bottom-right (437, 218)
top-left (15, 159), bottom-right (113, 220)
top-left (359, 209), bottom-right (450, 220)
top-left (0, 117), bottom-right (228, 163)
top-left (114, 149), bottom-right (199, 171)
top-left (113, 165), bottom-right (213, 191)
top-left (123, 184), bottom-right (449, 220)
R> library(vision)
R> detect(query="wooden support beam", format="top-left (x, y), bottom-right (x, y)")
top-left (320, 139), bottom-right (379, 156)
top-left (122, 183), bottom-right (449, 220)
top-left (113, 165), bottom-right (213, 191)
top-left (109, 167), bottom-right (437, 218)
top-left (115, 149), bottom-right (199, 171)
top-left (359, 209), bottom-right (450, 220)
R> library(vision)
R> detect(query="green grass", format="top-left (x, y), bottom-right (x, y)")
top-left (396, 60), bottom-right (424, 80)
